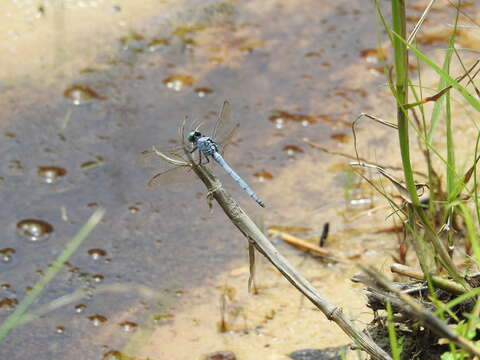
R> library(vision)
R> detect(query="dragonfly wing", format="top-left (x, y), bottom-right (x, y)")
top-left (212, 101), bottom-right (239, 147)
top-left (148, 166), bottom-right (192, 187)
top-left (217, 123), bottom-right (239, 154)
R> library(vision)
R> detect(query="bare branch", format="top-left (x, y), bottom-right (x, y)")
top-left (184, 149), bottom-right (392, 360)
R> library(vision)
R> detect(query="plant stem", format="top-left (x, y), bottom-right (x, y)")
top-left (391, 0), bottom-right (419, 206)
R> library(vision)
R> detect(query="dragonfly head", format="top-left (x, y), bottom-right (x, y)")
top-left (187, 130), bottom-right (201, 143)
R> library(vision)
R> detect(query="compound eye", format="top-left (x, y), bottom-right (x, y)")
top-left (188, 131), bottom-right (201, 143)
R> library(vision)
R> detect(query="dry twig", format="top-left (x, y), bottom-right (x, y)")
top-left (177, 145), bottom-right (392, 360)
top-left (362, 266), bottom-right (480, 358)
top-left (391, 263), bottom-right (467, 295)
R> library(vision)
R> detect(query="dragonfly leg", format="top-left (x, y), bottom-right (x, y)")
top-left (190, 146), bottom-right (198, 154)
top-left (198, 151), bottom-right (203, 165)
top-left (204, 156), bottom-right (210, 164)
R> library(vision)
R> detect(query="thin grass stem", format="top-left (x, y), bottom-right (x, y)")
top-left (0, 209), bottom-right (105, 341)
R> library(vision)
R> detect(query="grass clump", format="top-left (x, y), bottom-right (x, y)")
top-left (353, 0), bottom-right (480, 358)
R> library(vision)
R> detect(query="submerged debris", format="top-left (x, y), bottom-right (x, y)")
top-left (288, 346), bottom-right (350, 360)
top-left (202, 351), bottom-right (236, 360)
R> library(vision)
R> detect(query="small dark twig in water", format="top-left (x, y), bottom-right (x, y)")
top-left (319, 222), bottom-right (330, 247)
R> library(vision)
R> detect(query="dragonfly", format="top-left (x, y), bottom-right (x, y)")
top-left (140, 101), bottom-right (265, 207)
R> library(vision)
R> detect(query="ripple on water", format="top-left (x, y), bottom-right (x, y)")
top-left (16, 219), bottom-right (54, 242)
top-left (37, 166), bottom-right (67, 184)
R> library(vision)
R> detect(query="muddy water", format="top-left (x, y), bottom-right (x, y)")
top-left (1, 0), bottom-right (479, 359)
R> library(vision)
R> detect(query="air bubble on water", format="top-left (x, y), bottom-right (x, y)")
top-left (92, 274), bottom-right (104, 283)
top-left (195, 87), bottom-right (213, 98)
top-left (0, 248), bottom-right (15, 263)
top-left (64, 85), bottom-right (103, 106)
top-left (88, 314), bottom-right (107, 326)
top-left (275, 118), bottom-right (284, 129)
top-left (17, 219), bottom-right (54, 242)
top-left (162, 75), bottom-right (195, 92)
top-left (88, 248), bottom-right (107, 260)
top-left (282, 145), bottom-right (303, 157)
top-left (0, 297), bottom-right (18, 310)
top-left (37, 166), bottom-right (67, 184)
top-left (128, 206), bottom-right (139, 213)
top-left (253, 171), bottom-right (273, 183)
top-left (75, 304), bottom-right (87, 313)
top-left (119, 321), bottom-right (138, 332)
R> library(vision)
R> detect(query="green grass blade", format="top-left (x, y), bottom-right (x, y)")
top-left (458, 203), bottom-right (480, 267)
top-left (0, 209), bottom-right (105, 341)
top-left (387, 301), bottom-right (402, 360)
top-left (427, 36), bottom-right (455, 144)
top-left (445, 9), bottom-right (460, 207)
top-left (436, 288), bottom-right (480, 317)
top-left (393, 32), bottom-right (480, 112)
top-left (391, 0), bottom-right (421, 207)
top-left (475, 132), bottom-right (480, 228)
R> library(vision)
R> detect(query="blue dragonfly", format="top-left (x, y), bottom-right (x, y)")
top-left (140, 101), bottom-right (265, 207)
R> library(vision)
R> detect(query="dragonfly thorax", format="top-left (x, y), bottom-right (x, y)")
top-left (196, 136), bottom-right (218, 155)
top-left (188, 131), bottom-right (218, 155)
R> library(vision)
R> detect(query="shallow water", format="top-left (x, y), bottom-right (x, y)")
top-left (1, 0), bottom-right (479, 359)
